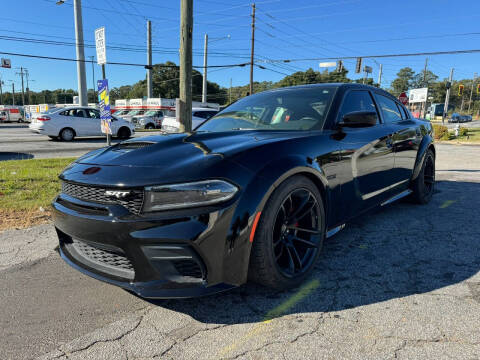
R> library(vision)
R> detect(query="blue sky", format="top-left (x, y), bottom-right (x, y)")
top-left (1, 0), bottom-right (480, 95)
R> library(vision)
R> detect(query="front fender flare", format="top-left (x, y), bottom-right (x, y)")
top-left (411, 134), bottom-right (435, 182)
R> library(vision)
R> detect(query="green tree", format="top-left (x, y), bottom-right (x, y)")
top-left (391, 67), bottom-right (415, 96)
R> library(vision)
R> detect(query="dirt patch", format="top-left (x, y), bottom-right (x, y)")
top-left (0, 208), bottom-right (52, 232)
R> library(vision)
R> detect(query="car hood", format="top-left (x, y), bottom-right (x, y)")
top-left (80, 131), bottom-right (313, 167)
top-left (61, 131), bottom-right (316, 186)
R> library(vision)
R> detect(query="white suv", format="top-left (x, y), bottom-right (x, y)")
top-left (29, 107), bottom-right (135, 141)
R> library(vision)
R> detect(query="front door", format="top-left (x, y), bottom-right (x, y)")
top-left (335, 90), bottom-right (396, 219)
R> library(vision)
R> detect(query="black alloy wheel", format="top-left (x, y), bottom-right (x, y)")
top-left (272, 188), bottom-right (322, 278)
top-left (249, 175), bottom-right (325, 289)
top-left (411, 149), bottom-right (435, 204)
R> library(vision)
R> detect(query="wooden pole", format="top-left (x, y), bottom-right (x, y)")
top-left (179, 0), bottom-right (193, 132)
top-left (249, 3), bottom-right (256, 96)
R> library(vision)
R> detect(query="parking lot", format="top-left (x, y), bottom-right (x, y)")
top-left (0, 143), bottom-right (478, 359)
top-left (0, 123), bottom-right (162, 160)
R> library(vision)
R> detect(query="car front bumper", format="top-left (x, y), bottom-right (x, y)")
top-left (53, 193), bottom-right (240, 298)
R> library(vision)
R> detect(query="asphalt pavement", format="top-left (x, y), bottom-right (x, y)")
top-left (0, 144), bottom-right (479, 360)
top-left (0, 124), bottom-right (162, 160)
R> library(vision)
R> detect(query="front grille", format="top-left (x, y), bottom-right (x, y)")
top-left (71, 238), bottom-right (134, 280)
top-left (61, 181), bottom-right (144, 214)
top-left (172, 259), bottom-right (204, 279)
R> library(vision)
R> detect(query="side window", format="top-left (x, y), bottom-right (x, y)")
top-left (87, 109), bottom-right (100, 118)
top-left (338, 90), bottom-right (378, 123)
top-left (59, 111), bottom-right (69, 116)
top-left (400, 104), bottom-right (410, 119)
top-left (375, 94), bottom-right (403, 123)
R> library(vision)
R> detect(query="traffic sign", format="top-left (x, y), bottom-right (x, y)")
top-left (364, 66), bottom-right (373, 74)
top-left (398, 92), bottom-right (408, 105)
top-left (1, 58), bottom-right (11, 68)
top-left (458, 84), bottom-right (464, 96)
top-left (95, 27), bottom-right (107, 65)
top-left (319, 62), bottom-right (336, 68)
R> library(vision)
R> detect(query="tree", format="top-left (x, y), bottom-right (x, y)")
top-left (411, 70), bottom-right (438, 89)
top-left (391, 67), bottom-right (415, 96)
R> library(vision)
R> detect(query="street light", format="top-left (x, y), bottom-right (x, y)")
top-left (55, 0), bottom-right (87, 106)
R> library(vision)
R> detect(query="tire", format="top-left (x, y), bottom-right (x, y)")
top-left (249, 175), bottom-right (325, 290)
top-left (117, 127), bottom-right (131, 139)
top-left (411, 149), bottom-right (435, 204)
top-left (59, 128), bottom-right (75, 141)
top-left (145, 123), bottom-right (155, 130)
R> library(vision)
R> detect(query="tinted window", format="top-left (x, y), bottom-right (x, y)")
top-left (338, 90), bottom-right (378, 122)
top-left (198, 87), bottom-right (336, 132)
top-left (87, 109), bottom-right (100, 118)
top-left (59, 111), bottom-right (69, 116)
top-left (193, 111), bottom-right (207, 119)
top-left (375, 94), bottom-right (403, 123)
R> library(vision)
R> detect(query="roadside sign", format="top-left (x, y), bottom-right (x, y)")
top-left (319, 62), bottom-right (336, 68)
top-left (97, 79), bottom-right (112, 134)
top-left (364, 66), bottom-right (373, 74)
top-left (398, 92), bottom-right (408, 105)
top-left (1, 58), bottom-right (11, 68)
top-left (408, 88), bottom-right (428, 103)
top-left (95, 27), bottom-right (107, 65)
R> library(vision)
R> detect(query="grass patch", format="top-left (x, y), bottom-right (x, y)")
top-left (0, 157), bottom-right (75, 230)
top-left (445, 128), bottom-right (480, 143)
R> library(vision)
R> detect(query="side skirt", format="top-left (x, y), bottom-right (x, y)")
top-left (381, 189), bottom-right (413, 207)
top-left (326, 224), bottom-right (345, 238)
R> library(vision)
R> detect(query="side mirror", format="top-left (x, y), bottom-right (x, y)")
top-left (339, 111), bottom-right (378, 128)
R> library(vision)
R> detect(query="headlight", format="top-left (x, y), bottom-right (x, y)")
top-left (143, 180), bottom-right (238, 212)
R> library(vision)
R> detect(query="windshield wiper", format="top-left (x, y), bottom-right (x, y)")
top-left (231, 127), bottom-right (257, 131)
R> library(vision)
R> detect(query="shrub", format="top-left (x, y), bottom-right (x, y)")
top-left (433, 124), bottom-right (449, 140)
top-left (459, 127), bottom-right (468, 137)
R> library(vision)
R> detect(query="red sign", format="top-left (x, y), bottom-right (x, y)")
top-left (398, 92), bottom-right (408, 105)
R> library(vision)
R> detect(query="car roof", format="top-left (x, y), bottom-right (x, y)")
top-left (257, 83), bottom-right (398, 101)
top-left (57, 106), bottom-right (98, 111)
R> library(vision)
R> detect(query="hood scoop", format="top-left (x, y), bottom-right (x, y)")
top-left (115, 141), bottom-right (156, 150)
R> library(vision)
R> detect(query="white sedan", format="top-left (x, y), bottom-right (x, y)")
top-left (29, 107), bottom-right (135, 141)
top-left (162, 107), bottom-right (219, 132)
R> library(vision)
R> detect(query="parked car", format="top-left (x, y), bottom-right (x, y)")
top-left (161, 107), bottom-right (219, 132)
top-left (120, 109), bottom-right (146, 122)
top-left (0, 107), bottom-right (24, 122)
top-left (463, 115), bottom-right (473, 122)
top-left (29, 106), bottom-right (135, 141)
top-left (53, 84), bottom-right (435, 298)
top-left (448, 113), bottom-right (462, 123)
top-left (133, 110), bottom-right (164, 129)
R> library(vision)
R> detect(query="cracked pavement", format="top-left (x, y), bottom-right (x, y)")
top-left (1, 143), bottom-right (479, 360)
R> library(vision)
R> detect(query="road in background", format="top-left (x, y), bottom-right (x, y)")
top-left (0, 124), bottom-right (162, 160)
top-left (0, 144), bottom-right (479, 360)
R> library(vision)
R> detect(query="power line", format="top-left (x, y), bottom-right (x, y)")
top-left (0, 50), bottom-right (250, 68)
top-left (262, 49), bottom-right (480, 62)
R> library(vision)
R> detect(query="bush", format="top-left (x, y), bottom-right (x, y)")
top-left (459, 127), bottom-right (468, 137)
top-left (433, 124), bottom-right (449, 140)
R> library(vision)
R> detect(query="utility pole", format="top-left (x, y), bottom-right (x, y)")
top-left (73, 0), bottom-right (88, 106)
top-left (16, 67), bottom-right (26, 106)
top-left (377, 64), bottom-right (383, 88)
top-left (468, 72), bottom-right (477, 113)
top-left (202, 33), bottom-right (208, 103)
top-left (11, 82), bottom-right (15, 106)
top-left (88, 56), bottom-right (96, 103)
top-left (422, 58), bottom-right (428, 118)
top-left (178, 0), bottom-right (193, 132)
top-left (442, 68), bottom-right (454, 125)
top-left (25, 69), bottom-right (31, 105)
top-left (0, 74), bottom-right (3, 105)
top-left (249, 3), bottom-right (256, 95)
top-left (147, 20), bottom-right (153, 98)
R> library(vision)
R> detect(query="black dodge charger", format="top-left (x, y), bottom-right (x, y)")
top-left (53, 84), bottom-right (435, 298)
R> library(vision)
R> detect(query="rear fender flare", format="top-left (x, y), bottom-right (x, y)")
top-left (411, 135), bottom-right (435, 182)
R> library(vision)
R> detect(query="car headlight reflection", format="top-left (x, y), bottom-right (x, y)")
top-left (143, 180), bottom-right (238, 212)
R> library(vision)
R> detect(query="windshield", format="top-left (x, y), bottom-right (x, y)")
top-left (144, 110), bottom-right (159, 116)
top-left (128, 110), bottom-right (144, 116)
top-left (197, 86), bottom-right (336, 132)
